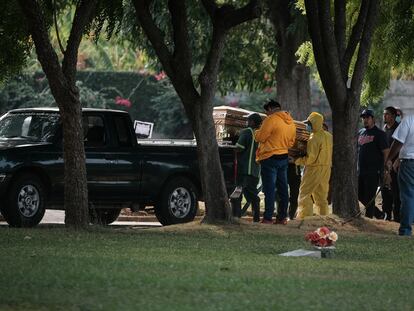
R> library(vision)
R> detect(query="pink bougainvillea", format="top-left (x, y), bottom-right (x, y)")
top-left (115, 96), bottom-right (132, 108)
top-left (154, 71), bottom-right (167, 81)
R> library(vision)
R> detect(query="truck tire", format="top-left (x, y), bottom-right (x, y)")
top-left (3, 174), bottom-right (46, 227)
top-left (89, 208), bottom-right (121, 225)
top-left (155, 177), bottom-right (198, 226)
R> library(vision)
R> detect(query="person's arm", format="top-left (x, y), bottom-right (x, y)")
top-left (385, 140), bottom-right (403, 171)
top-left (295, 135), bottom-right (319, 166)
top-left (235, 129), bottom-right (248, 153)
top-left (382, 148), bottom-right (390, 166)
top-left (254, 117), bottom-right (272, 143)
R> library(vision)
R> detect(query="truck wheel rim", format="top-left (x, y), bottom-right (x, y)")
top-left (169, 187), bottom-right (191, 218)
top-left (17, 185), bottom-right (40, 217)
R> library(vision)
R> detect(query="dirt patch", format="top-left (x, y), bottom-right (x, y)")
top-left (149, 214), bottom-right (400, 238)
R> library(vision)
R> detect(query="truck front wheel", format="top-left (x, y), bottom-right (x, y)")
top-left (155, 177), bottom-right (198, 226)
top-left (3, 174), bottom-right (46, 227)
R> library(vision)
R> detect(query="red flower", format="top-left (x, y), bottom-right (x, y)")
top-left (115, 96), bottom-right (132, 108)
top-left (154, 71), bottom-right (167, 81)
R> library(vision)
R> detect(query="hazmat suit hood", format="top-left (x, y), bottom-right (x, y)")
top-left (307, 112), bottom-right (324, 132)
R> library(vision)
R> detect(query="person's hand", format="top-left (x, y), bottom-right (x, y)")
top-left (393, 159), bottom-right (400, 173)
top-left (383, 170), bottom-right (392, 189)
top-left (385, 160), bottom-right (393, 172)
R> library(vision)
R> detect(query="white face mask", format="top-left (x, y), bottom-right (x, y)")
top-left (396, 116), bottom-right (401, 123)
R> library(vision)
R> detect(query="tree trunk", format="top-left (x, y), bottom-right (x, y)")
top-left (267, 0), bottom-right (311, 120)
top-left (304, 0), bottom-right (379, 218)
top-left (60, 98), bottom-right (89, 227)
top-left (331, 100), bottom-right (360, 217)
top-left (276, 60), bottom-right (311, 121)
top-left (19, 0), bottom-right (97, 228)
top-left (192, 100), bottom-right (231, 222)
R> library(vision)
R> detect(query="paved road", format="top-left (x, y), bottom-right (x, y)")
top-left (0, 210), bottom-right (162, 227)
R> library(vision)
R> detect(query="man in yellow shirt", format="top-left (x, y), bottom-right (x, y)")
top-left (294, 112), bottom-right (333, 218)
top-left (255, 100), bottom-right (296, 224)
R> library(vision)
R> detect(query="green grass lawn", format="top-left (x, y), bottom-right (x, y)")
top-left (0, 222), bottom-right (413, 311)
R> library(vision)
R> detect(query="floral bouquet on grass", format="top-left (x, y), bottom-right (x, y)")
top-left (305, 227), bottom-right (338, 247)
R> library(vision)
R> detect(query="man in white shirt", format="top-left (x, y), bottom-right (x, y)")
top-left (385, 114), bottom-right (414, 236)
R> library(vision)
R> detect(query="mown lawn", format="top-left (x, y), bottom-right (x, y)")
top-left (0, 222), bottom-right (413, 311)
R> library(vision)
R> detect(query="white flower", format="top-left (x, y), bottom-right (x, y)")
top-left (316, 228), bottom-right (328, 238)
top-left (328, 231), bottom-right (338, 242)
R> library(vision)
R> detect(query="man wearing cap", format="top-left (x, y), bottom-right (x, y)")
top-left (294, 112), bottom-right (332, 218)
top-left (358, 109), bottom-right (389, 219)
top-left (385, 114), bottom-right (414, 236)
top-left (233, 113), bottom-right (262, 222)
top-left (255, 100), bottom-right (296, 224)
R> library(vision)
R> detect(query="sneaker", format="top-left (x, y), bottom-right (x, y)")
top-left (260, 218), bottom-right (273, 224)
top-left (274, 218), bottom-right (288, 225)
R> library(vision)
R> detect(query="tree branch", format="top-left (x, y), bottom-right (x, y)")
top-left (266, 0), bottom-right (291, 48)
top-left (18, 0), bottom-right (67, 92)
top-left (168, 0), bottom-right (191, 75)
top-left (334, 0), bottom-right (346, 63)
top-left (342, 0), bottom-right (369, 78)
top-left (53, 0), bottom-right (65, 55)
top-left (350, 0), bottom-right (379, 98)
top-left (200, 0), bottom-right (216, 19)
top-left (62, 0), bottom-right (98, 85)
top-left (132, 0), bottom-right (174, 77)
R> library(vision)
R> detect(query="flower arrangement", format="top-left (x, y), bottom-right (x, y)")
top-left (305, 227), bottom-right (338, 247)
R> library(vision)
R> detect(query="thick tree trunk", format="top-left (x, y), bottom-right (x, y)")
top-left (267, 0), bottom-right (311, 120)
top-left (331, 101), bottom-right (360, 218)
top-left (19, 0), bottom-right (96, 228)
top-left (191, 100), bottom-right (231, 222)
top-left (276, 61), bottom-right (311, 121)
top-left (60, 98), bottom-right (89, 227)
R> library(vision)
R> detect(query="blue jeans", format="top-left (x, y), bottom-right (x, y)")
top-left (260, 155), bottom-right (289, 221)
top-left (398, 160), bottom-right (414, 236)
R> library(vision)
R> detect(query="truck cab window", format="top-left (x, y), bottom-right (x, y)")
top-left (84, 116), bottom-right (106, 147)
top-left (114, 116), bottom-right (132, 147)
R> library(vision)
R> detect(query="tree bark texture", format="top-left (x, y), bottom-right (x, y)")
top-left (304, 0), bottom-right (379, 217)
top-left (133, 0), bottom-right (259, 223)
top-left (267, 0), bottom-right (311, 121)
top-left (19, 0), bottom-right (97, 228)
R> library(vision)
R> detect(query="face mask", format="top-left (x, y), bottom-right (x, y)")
top-left (396, 116), bottom-right (401, 123)
top-left (306, 124), bottom-right (312, 132)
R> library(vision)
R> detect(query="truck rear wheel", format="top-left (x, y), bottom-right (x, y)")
top-left (3, 174), bottom-right (46, 227)
top-left (89, 208), bottom-right (121, 225)
top-left (155, 177), bottom-right (198, 226)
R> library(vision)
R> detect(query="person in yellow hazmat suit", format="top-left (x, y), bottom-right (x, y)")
top-left (294, 112), bottom-right (333, 218)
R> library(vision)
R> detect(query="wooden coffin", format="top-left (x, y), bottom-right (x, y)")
top-left (212, 106), bottom-right (309, 156)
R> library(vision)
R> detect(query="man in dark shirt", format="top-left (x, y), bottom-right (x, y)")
top-left (233, 113), bottom-right (262, 222)
top-left (358, 109), bottom-right (389, 219)
top-left (382, 106), bottom-right (401, 221)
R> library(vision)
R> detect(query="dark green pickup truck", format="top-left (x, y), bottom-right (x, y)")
top-left (0, 108), bottom-right (236, 227)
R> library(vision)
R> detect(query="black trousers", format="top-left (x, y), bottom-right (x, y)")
top-left (358, 172), bottom-right (385, 219)
top-left (381, 170), bottom-right (401, 222)
top-left (232, 175), bottom-right (261, 222)
top-left (287, 163), bottom-right (301, 219)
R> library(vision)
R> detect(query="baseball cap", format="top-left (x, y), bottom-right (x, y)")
top-left (360, 109), bottom-right (374, 118)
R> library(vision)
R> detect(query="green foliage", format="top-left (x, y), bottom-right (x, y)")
top-left (364, 0), bottom-right (414, 102)
top-left (0, 2), bottom-right (32, 84)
